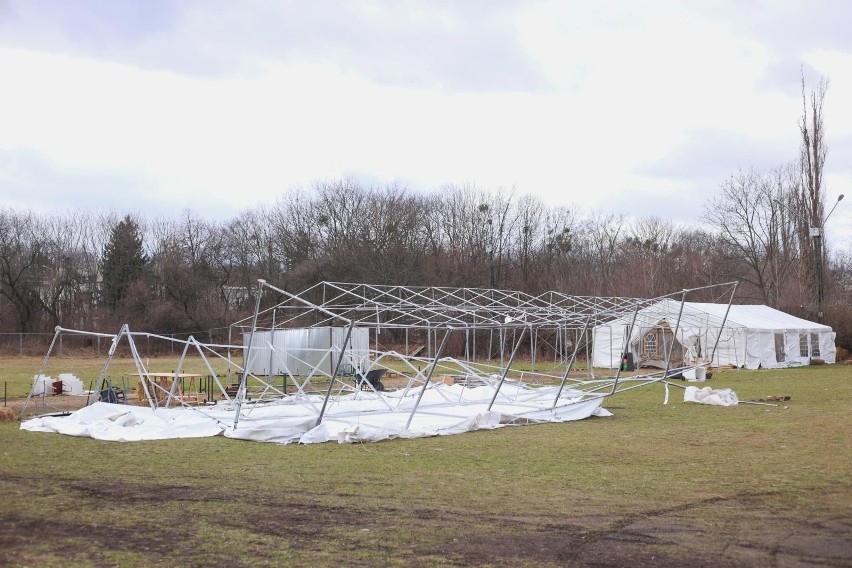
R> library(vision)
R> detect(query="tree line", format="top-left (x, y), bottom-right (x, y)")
top-left (1, 178), bottom-right (849, 349)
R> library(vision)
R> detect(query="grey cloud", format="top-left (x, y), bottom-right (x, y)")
top-left (0, 147), bottom-right (232, 219)
top-left (757, 59), bottom-right (825, 96)
top-left (827, 134), bottom-right (852, 175)
top-left (691, 0), bottom-right (852, 57)
top-left (0, 0), bottom-right (548, 93)
top-left (638, 128), bottom-right (795, 183)
top-left (0, 147), bottom-right (154, 213)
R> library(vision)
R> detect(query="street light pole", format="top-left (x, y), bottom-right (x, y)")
top-left (810, 225), bottom-right (823, 321)
top-left (484, 217), bottom-right (495, 288)
top-left (814, 194), bottom-right (845, 322)
top-left (485, 244), bottom-right (495, 288)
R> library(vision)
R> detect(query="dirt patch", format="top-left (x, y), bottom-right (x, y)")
top-left (6, 394), bottom-right (93, 416)
top-left (9, 477), bottom-right (849, 567)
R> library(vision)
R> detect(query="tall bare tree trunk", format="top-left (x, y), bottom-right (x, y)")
top-left (797, 71), bottom-right (829, 319)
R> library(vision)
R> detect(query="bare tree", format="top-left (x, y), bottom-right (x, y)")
top-left (796, 72), bottom-right (830, 318)
top-left (423, 184), bottom-right (503, 287)
top-left (509, 194), bottom-right (545, 291)
top-left (579, 211), bottom-right (626, 296)
top-left (619, 216), bottom-right (675, 297)
top-left (0, 209), bottom-right (43, 332)
top-left (148, 211), bottom-right (223, 331)
top-left (704, 168), bottom-right (799, 306)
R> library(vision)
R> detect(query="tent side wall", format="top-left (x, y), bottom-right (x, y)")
top-left (243, 327), bottom-right (370, 376)
top-left (585, 303), bottom-right (837, 370)
top-left (592, 324), bottom-right (627, 369)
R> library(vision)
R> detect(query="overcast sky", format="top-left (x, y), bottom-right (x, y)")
top-left (1, 0), bottom-right (850, 249)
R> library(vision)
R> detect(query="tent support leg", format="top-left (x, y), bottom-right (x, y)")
top-left (406, 328), bottom-right (451, 430)
top-left (21, 326), bottom-right (62, 416)
top-left (552, 316), bottom-right (592, 409)
top-left (709, 282), bottom-right (738, 369)
top-left (316, 321), bottom-right (355, 427)
top-left (488, 327), bottom-right (527, 411)
top-left (166, 337), bottom-right (192, 408)
top-left (234, 279), bottom-right (266, 430)
top-left (609, 301), bottom-right (641, 396)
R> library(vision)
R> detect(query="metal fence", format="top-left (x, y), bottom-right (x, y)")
top-left (0, 329), bottom-right (234, 357)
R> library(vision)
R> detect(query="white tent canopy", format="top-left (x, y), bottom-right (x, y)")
top-left (592, 300), bottom-right (836, 370)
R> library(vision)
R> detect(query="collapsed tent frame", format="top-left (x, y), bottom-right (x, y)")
top-left (22, 280), bottom-right (739, 443)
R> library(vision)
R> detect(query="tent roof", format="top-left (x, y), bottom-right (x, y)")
top-left (237, 281), bottom-right (652, 331)
top-left (685, 303), bottom-right (831, 331)
top-left (601, 299), bottom-right (832, 332)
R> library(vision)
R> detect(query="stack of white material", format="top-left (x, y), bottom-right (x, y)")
top-left (58, 373), bottom-right (85, 395)
top-left (684, 386), bottom-right (739, 406)
top-left (30, 375), bottom-right (54, 396)
top-left (681, 366), bottom-right (706, 382)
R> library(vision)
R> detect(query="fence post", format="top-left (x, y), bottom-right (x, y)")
top-left (59, 334), bottom-right (63, 357)
top-left (20, 333), bottom-right (23, 357)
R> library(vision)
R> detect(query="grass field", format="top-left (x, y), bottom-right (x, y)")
top-left (1, 357), bottom-right (850, 567)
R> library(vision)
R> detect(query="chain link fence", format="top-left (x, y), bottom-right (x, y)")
top-left (0, 329), bottom-right (236, 357)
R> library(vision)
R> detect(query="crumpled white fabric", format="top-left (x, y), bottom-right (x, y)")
top-left (683, 386), bottom-right (739, 406)
top-left (21, 383), bottom-right (611, 444)
top-left (20, 402), bottom-right (226, 441)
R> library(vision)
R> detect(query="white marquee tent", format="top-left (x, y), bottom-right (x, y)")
top-left (592, 300), bottom-right (836, 370)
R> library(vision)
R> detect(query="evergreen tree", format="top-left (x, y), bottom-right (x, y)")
top-left (100, 215), bottom-right (147, 311)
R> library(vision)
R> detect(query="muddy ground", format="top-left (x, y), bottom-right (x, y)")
top-left (2, 474), bottom-right (850, 566)
top-left (4, 384), bottom-right (851, 567)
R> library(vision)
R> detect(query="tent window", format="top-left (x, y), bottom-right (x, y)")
top-left (799, 334), bottom-right (809, 357)
top-left (643, 332), bottom-right (657, 357)
top-left (774, 333), bottom-right (786, 362)
top-left (810, 333), bottom-right (821, 357)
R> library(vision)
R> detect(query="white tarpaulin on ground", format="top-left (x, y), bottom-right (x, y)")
top-left (683, 386), bottom-right (739, 406)
top-left (20, 383), bottom-right (611, 444)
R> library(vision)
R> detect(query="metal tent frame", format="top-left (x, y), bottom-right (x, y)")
top-left (21, 279), bottom-right (739, 444)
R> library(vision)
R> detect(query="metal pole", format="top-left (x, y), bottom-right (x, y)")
top-left (815, 232), bottom-right (824, 322)
top-left (709, 282), bottom-right (738, 369)
top-left (21, 327), bottom-right (61, 415)
top-left (406, 327), bottom-right (452, 430)
top-left (552, 316), bottom-right (592, 408)
top-left (234, 279), bottom-right (266, 429)
top-left (126, 332), bottom-right (156, 409)
top-left (227, 326), bottom-right (233, 383)
top-left (165, 337), bottom-right (192, 408)
top-left (488, 326), bottom-right (527, 411)
top-left (531, 328), bottom-right (536, 373)
top-left (661, 292), bottom-right (688, 380)
top-left (472, 316), bottom-right (476, 362)
top-left (315, 321), bottom-right (354, 426)
top-left (188, 336), bottom-right (230, 402)
top-left (608, 301), bottom-right (641, 396)
top-left (267, 308), bottom-right (277, 387)
top-left (87, 325), bottom-right (126, 407)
